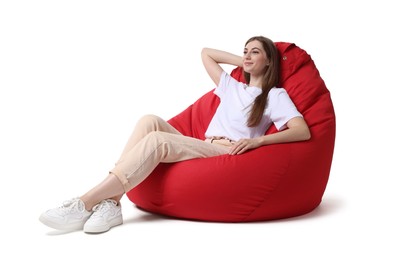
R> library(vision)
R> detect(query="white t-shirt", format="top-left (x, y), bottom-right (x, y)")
top-left (204, 71), bottom-right (302, 141)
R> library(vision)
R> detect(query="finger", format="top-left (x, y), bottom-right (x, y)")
top-left (229, 146), bottom-right (241, 155)
top-left (237, 146), bottom-right (247, 155)
top-left (229, 143), bottom-right (242, 155)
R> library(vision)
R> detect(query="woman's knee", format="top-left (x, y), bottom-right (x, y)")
top-left (138, 114), bottom-right (161, 123)
top-left (136, 114), bottom-right (164, 130)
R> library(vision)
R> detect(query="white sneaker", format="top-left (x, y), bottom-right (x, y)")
top-left (83, 199), bottom-right (123, 233)
top-left (39, 198), bottom-right (92, 231)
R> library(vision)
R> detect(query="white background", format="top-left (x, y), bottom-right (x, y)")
top-left (1, 0), bottom-right (395, 259)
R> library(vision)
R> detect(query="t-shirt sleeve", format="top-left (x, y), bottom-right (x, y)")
top-left (214, 71), bottom-right (240, 98)
top-left (269, 88), bottom-right (303, 131)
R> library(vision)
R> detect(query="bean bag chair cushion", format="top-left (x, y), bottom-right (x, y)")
top-left (126, 42), bottom-right (336, 222)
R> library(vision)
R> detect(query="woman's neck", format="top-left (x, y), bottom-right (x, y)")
top-left (249, 75), bottom-right (264, 88)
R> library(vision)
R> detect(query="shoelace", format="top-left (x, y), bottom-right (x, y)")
top-left (59, 198), bottom-right (85, 215)
top-left (92, 199), bottom-right (117, 216)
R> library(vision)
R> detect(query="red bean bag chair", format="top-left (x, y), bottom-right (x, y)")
top-left (126, 42), bottom-right (336, 222)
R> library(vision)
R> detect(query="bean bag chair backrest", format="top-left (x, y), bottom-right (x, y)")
top-left (169, 42), bottom-right (335, 142)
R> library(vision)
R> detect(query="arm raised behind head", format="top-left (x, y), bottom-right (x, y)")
top-left (201, 48), bottom-right (243, 86)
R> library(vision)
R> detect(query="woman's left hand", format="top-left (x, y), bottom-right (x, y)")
top-left (229, 138), bottom-right (260, 155)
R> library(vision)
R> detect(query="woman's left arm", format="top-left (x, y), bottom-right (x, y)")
top-left (229, 117), bottom-right (311, 155)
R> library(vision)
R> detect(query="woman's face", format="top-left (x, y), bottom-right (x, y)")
top-left (243, 40), bottom-right (268, 76)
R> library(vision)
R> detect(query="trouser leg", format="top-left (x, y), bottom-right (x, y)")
top-left (116, 114), bottom-right (182, 163)
top-left (110, 130), bottom-right (229, 192)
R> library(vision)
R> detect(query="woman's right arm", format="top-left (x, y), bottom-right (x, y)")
top-left (201, 48), bottom-right (243, 86)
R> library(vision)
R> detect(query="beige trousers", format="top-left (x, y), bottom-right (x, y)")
top-left (110, 114), bottom-right (230, 192)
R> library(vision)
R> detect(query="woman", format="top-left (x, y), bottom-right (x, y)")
top-left (39, 36), bottom-right (310, 233)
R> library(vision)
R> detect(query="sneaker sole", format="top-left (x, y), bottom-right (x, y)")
top-left (39, 214), bottom-right (86, 231)
top-left (84, 216), bottom-right (123, 233)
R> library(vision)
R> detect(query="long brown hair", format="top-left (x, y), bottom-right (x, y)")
top-left (244, 36), bottom-right (280, 127)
